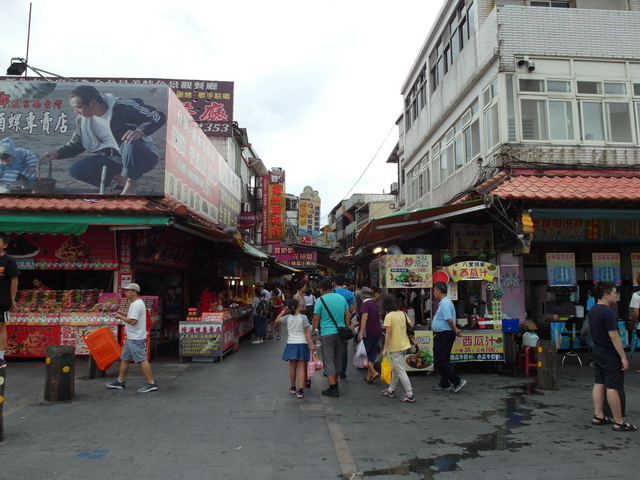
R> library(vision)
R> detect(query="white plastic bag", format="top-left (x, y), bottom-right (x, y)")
top-left (353, 340), bottom-right (368, 368)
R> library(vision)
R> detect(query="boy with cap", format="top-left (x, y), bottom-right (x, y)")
top-left (0, 138), bottom-right (38, 193)
top-left (107, 283), bottom-right (157, 392)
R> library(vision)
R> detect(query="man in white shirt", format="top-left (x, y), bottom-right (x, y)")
top-left (629, 273), bottom-right (640, 373)
top-left (106, 283), bottom-right (157, 393)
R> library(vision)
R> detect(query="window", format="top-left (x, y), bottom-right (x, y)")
top-left (530, 1), bottom-right (570, 7)
top-left (521, 99), bottom-right (548, 141)
top-left (634, 84), bottom-right (640, 96)
top-left (606, 102), bottom-right (633, 143)
top-left (484, 80), bottom-right (500, 148)
top-left (519, 79), bottom-right (544, 92)
top-left (404, 66), bottom-right (428, 130)
top-left (429, 1), bottom-right (477, 91)
top-left (547, 80), bottom-right (571, 93)
top-left (580, 102), bottom-right (605, 141)
top-left (549, 101), bottom-right (574, 140)
top-left (603, 83), bottom-right (627, 95)
top-left (577, 81), bottom-right (602, 95)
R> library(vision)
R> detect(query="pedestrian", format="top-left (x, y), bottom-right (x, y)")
top-left (589, 281), bottom-right (636, 431)
top-left (379, 294), bottom-right (416, 402)
top-left (432, 282), bottom-right (466, 393)
top-left (303, 286), bottom-right (316, 319)
top-left (252, 288), bottom-right (268, 344)
top-left (0, 232), bottom-right (20, 368)
top-left (313, 278), bottom-right (350, 397)
top-left (628, 273), bottom-right (640, 372)
top-left (358, 287), bottom-right (382, 383)
top-left (107, 283), bottom-right (157, 393)
top-left (334, 274), bottom-right (355, 379)
top-left (39, 85), bottom-right (166, 195)
top-left (271, 287), bottom-right (285, 340)
top-left (276, 298), bottom-right (316, 399)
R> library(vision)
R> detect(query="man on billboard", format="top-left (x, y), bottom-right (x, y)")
top-left (39, 85), bottom-right (166, 195)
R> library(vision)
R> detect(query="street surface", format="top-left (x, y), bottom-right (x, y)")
top-left (1, 336), bottom-right (639, 479)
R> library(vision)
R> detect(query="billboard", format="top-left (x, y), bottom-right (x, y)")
top-left (0, 80), bottom-right (168, 196)
top-left (164, 91), bottom-right (241, 226)
top-left (3, 76), bottom-right (234, 137)
top-left (272, 245), bottom-right (317, 267)
top-left (261, 168), bottom-right (286, 245)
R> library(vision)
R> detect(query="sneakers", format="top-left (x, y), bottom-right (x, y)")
top-left (276, 335), bottom-right (281, 340)
top-left (381, 388), bottom-right (396, 398)
top-left (106, 379), bottom-right (125, 390)
top-left (251, 340), bottom-right (263, 344)
top-left (399, 393), bottom-right (416, 403)
top-left (305, 379), bottom-right (312, 388)
top-left (288, 386), bottom-right (297, 394)
top-left (433, 384), bottom-right (451, 391)
top-left (0, 358), bottom-right (6, 369)
top-left (452, 379), bottom-right (467, 393)
top-left (296, 389), bottom-right (304, 399)
top-left (137, 381), bottom-right (158, 393)
top-left (636, 367), bottom-right (640, 373)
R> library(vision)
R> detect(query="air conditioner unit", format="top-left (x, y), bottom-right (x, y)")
top-left (390, 182), bottom-right (398, 193)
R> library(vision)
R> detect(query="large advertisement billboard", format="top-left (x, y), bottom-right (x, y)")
top-left (261, 168), bottom-right (286, 245)
top-left (298, 186), bottom-right (321, 237)
top-left (0, 80), bottom-right (169, 196)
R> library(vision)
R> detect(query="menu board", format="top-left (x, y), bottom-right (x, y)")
top-left (546, 253), bottom-right (577, 286)
top-left (384, 254), bottom-right (432, 289)
top-left (179, 322), bottom-right (222, 357)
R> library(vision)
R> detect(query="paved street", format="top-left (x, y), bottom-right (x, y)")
top-left (1, 337), bottom-right (639, 480)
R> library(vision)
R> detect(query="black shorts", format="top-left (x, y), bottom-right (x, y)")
top-left (592, 350), bottom-right (624, 390)
top-left (0, 309), bottom-right (9, 323)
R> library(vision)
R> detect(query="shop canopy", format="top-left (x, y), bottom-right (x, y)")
top-left (353, 199), bottom-right (486, 253)
top-left (0, 214), bottom-right (171, 235)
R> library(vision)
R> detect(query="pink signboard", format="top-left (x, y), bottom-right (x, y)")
top-left (272, 245), bottom-right (317, 267)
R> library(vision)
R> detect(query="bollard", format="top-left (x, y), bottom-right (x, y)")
top-left (44, 345), bottom-right (76, 402)
top-left (536, 340), bottom-right (558, 390)
top-left (0, 366), bottom-right (5, 442)
top-left (88, 355), bottom-right (106, 380)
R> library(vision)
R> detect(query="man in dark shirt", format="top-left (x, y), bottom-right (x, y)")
top-left (0, 232), bottom-right (20, 368)
top-left (589, 281), bottom-right (636, 431)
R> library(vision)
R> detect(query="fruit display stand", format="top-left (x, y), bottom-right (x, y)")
top-left (179, 305), bottom-right (254, 362)
top-left (6, 290), bottom-right (159, 358)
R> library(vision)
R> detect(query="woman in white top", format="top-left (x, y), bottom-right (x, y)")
top-left (275, 298), bottom-right (316, 398)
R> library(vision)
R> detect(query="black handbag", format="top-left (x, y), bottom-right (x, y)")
top-left (320, 297), bottom-right (354, 340)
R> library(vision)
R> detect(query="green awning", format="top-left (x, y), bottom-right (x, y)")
top-left (242, 242), bottom-right (270, 259)
top-left (0, 214), bottom-right (171, 235)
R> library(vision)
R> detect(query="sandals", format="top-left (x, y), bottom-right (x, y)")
top-left (612, 421), bottom-right (638, 432)
top-left (366, 374), bottom-right (379, 384)
top-left (592, 416), bottom-right (612, 426)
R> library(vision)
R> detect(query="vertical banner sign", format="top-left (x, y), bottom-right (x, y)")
top-left (632, 254), bottom-right (640, 286)
top-left (592, 253), bottom-right (621, 285)
top-left (298, 186), bottom-right (321, 237)
top-left (546, 253), bottom-right (577, 286)
top-left (498, 253), bottom-right (526, 323)
top-left (261, 168), bottom-right (286, 245)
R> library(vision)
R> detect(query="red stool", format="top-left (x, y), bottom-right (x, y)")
top-left (517, 345), bottom-right (537, 377)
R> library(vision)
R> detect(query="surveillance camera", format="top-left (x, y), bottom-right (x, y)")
top-left (517, 59), bottom-right (527, 67)
top-left (527, 62), bottom-right (536, 72)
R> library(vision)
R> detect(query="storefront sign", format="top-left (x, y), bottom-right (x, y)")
top-left (8, 226), bottom-right (117, 270)
top-left (592, 253), bottom-right (621, 285)
top-left (261, 169), bottom-right (286, 245)
top-left (447, 261), bottom-right (499, 282)
top-left (6, 325), bottom-right (61, 357)
top-left (534, 218), bottom-right (640, 243)
top-left (135, 229), bottom-right (196, 268)
top-left (546, 253), bottom-right (577, 286)
top-left (272, 245), bottom-right (317, 267)
top-left (384, 255), bottom-right (433, 289)
top-left (452, 224), bottom-right (493, 256)
top-left (406, 330), bottom-right (504, 367)
top-left (239, 212), bottom-right (258, 229)
top-left (60, 324), bottom-right (118, 355)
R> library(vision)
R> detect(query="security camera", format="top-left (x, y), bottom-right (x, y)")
top-left (517, 59), bottom-right (527, 67)
top-left (527, 62), bottom-right (536, 72)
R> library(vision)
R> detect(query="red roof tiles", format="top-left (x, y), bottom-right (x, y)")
top-left (0, 195), bottom-right (178, 215)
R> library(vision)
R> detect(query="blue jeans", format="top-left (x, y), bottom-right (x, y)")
top-left (69, 140), bottom-right (158, 188)
top-left (253, 315), bottom-right (267, 338)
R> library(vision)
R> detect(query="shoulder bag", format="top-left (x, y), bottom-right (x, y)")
top-left (320, 297), bottom-right (354, 340)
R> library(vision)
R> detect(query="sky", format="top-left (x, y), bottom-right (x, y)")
top-left (1, 0), bottom-right (447, 220)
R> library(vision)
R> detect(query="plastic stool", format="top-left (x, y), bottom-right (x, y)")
top-left (517, 345), bottom-right (537, 377)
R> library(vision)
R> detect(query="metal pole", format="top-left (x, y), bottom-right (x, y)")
top-left (24, 3), bottom-right (32, 78)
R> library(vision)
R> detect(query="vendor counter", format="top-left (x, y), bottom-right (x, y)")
top-left (179, 306), bottom-right (254, 362)
top-left (405, 328), bottom-right (516, 372)
top-left (547, 318), bottom-right (628, 349)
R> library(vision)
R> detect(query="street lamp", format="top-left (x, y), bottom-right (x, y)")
top-left (5, 57), bottom-right (70, 81)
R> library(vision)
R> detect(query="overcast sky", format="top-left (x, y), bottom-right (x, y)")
top-left (2, 0), bottom-right (446, 219)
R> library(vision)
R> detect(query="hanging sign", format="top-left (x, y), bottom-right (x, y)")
top-left (592, 253), bottom-right (621, 285)
top-left (447, 261), bottom-right (499, 282)
top-left (546, 253), bottom-right (576, 286)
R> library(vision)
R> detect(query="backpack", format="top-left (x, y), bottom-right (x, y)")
top-left (256, 299), bottom-right (267, 317)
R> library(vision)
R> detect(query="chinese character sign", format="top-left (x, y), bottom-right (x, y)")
top-left (452, 224), bottom-right (493, 256)
top-left (592, 253), bottom-right (621, 285)
top-left (0, 80), bottom-right (168, 197)
top-left (447, 261), bottom-right (499, 282)
top-left (298, 186), bottom-right (321, 237)
top-left (546, 253), bottom-right (577, 286)
top-left (261, 169), bottom-right (286, 245)
top-left (272, 245), bottom-right (317, 267)
top-left (384, 254), bottom-right (432, 289)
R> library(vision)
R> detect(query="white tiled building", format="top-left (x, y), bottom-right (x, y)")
top-left (397, 0), bottom-right (640, 210)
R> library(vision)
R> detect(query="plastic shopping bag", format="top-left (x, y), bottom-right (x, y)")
top-left (380, 355), bottom-right (392, 384)
top-left (313, 352), bottom-right (323, 370)
top-left (307, 353), bottom-right (316, 379)
top-left (353, 340), bottom-right (368, 369)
